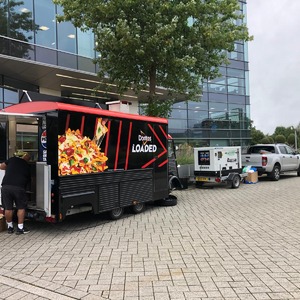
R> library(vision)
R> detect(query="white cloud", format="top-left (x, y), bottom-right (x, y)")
top-left (247, 0), bottom-right (300, 134)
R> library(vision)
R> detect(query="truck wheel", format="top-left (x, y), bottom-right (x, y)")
top-left (109, 207), bottom-right (124, 220)
top-left (231, 174), bottom-right (240, 189)
top-left (130, 203), bottom-right (145, 214)
top-left (297, 166), bottom-right (300, 176)
top-left (270, 165), bottom-right (280, 181)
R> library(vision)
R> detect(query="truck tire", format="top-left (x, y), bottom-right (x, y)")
top-left (109, 207), bottom-right (124, 220)
top-left (269, 165), bottom-right (280, 181)
top-left (130, 203), bottom-right (145, 214)
top-left (231, 174), bottom-right (240, 189)
top-left (297, 166), bottom-right (300, 176)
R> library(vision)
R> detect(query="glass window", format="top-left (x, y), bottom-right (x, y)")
top-left (188, 101), bottom-right (208, 110)
top-left (58, 51), bottom-right (77, 69)
top-left (168, 119), bottom-right (188, 130)
top-left (170, 108), bottom-right (187, 119)
top-left (9, 0), bottom-right (34, 42)
top-left (210, 77), bottom-right (226, 85)
top-left (187, 110), bottom-right (208, 125)
top-left (229, 103), bottom-right (245, 112)
top-left (209, 93), bottom-right (227, 103)
top-left (209, 102), bottom-right (228, 112)
top-left (172, 101), bottom-right (187, 109)
top-left (208, 83), bottom-right (226, 94)
top-left (228, 77), bottom-right (245, 87)
top-left (78, 56), bottom-right (96, 73)
top-left (36, 45), bottom-right (57, 65)
top-left (35, 0), bottom-right (56, 48)
top-left (228, 85), bottom-right (244, 95)
top-left (57, 6), bottom-right (76, 53)
top-left (4, 88), bottom-right (18, 104)
top-left (227, 68), bottom-right (244, 78)
top-left (78, 28), bottom-right (95, 58)
top-left (234, 43), bottom-right (244, 52)
top-left (228, 94), bottom-right (246, 104)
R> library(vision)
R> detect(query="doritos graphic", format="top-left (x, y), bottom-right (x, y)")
top-left (94, 118), bottom-right (108, 147)
top-left (58, 128), bottom-right (108, 176)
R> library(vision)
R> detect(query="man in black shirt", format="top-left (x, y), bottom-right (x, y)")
top-left (0, 152), bottom-right (31, 234)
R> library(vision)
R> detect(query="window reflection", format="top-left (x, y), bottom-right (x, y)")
top-left (78, 28), bottom-right (95, 58)
top-left (57, 6), bottom-right (76, 53)
top-left (13, 0), bottom-right (34, 42)
top-left (4, 88), bottom-right (18, 103)
top-left (35, 0), bottom-right (56, 48)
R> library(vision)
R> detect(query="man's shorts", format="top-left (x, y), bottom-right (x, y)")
top-left (1, 185), bottom-right (27, 210)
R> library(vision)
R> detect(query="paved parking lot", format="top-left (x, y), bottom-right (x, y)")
top-left (1, 175), bottom-right (300, 300)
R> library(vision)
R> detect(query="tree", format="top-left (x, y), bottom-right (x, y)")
top-left (0, 1), bottom-right (38, 58)
top-left (274, 134), bottom-right (286, 143)
top-left (260, 136), bottom-right (273, 144)
top-left (250, 126), bottom-right (265, 145)
top-left (54, 0), bottom-right (252, 117)
top-left (273, 126), bottom-right (289, 140)
top-left (287, 133), bottom-right (295, 147)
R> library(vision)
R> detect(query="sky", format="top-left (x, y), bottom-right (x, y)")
top-left (247, 0), bottom-right (300, 135)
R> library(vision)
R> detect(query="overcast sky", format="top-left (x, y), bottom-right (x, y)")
top-left (247, 0), bottom-right (300, 134)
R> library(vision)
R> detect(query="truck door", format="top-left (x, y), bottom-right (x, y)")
top-left (278, 145), bottom-right (298, 171)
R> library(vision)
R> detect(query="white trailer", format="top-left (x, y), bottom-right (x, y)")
top-left (194, 146), bottom-right (246, 188)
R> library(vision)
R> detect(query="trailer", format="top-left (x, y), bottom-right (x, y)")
top-left (194, 146), bottom-right (247, 188)
top-left (0, 101), bottom-right (179, 222)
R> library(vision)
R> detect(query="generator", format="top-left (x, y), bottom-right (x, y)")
top-left (194, 146), bottom-right (246, 188)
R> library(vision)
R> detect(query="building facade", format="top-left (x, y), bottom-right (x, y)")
top-left (0, 0), bottom-right (250, 154)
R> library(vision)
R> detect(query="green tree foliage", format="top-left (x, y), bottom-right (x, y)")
top-left (273, 126), bottom-right (290, 140)
top-left (274, 134), bottom-right (286, 143)
top-left (250, 126), bottom-right (265, 145)
top-left (287, 133), bottom-right (296, 146)
top-left (0, 1), bottom-right (38, 58)
top-left (260, 136), bottom-right (273, 144)
top-left (54, 0), bottom-right (252, 117)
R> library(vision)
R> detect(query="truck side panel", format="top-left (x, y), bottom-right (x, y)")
top-left (58, 169), bottom-right (153, 218)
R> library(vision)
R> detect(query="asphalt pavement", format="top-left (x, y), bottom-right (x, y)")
top-left (1, 174), bottom-right (300, 300)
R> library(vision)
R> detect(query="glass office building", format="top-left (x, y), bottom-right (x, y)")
top-left (0, 0), bottom-right (250, 149)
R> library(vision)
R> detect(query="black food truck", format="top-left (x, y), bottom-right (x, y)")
top-left (0, 101), bottom-right (179, 222)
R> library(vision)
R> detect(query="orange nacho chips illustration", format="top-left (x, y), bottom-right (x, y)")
top-left (58, 128), bottom-right (108, 176)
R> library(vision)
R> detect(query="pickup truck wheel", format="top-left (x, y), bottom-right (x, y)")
top-left (109, 207), bottom-right (124, 220)
top-left (231, 174), bottom-right (240, 189)
top-left (270, 165), bottom-right (280, 181)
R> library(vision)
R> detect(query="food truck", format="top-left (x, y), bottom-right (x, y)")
top-left (0, 101), bottom-right (178, 222)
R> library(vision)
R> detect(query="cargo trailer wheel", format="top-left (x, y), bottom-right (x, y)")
top-left (231, 175), bottom-right (240, 189)
top-left (109, 207), bottom-right (124, 220)
top-left (195, 181), bottom-right (204, 188)
top-left (130, 203), bottom-right (145, 214)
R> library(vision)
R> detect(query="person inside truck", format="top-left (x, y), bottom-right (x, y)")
top-left (0, 152), bottom-right (31, 234)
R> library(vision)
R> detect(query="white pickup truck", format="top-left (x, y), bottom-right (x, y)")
top-left (242, 144), bottom-right (300, 181)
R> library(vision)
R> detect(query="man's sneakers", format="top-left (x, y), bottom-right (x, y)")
top-left (16, 227), bottom-right (30, 235)
top-left (7, 227), bottom-right (14, 234)
top-left (7, 226), bottom-right (30, 234)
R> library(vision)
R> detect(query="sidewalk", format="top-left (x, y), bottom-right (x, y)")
top-left (1, 175), bottom-right (300, 299)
